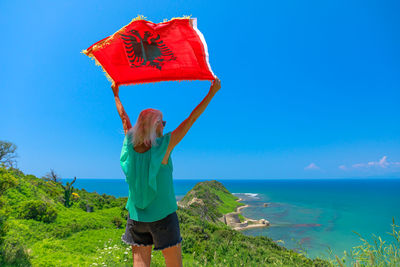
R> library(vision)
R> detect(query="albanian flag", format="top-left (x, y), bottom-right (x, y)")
top-left (82, 16), bottom-right (215, 86)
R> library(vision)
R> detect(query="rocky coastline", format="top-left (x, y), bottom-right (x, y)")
top-left (219, 198), bottom-right (270, 231)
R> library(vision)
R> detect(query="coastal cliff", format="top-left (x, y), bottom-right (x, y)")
top-left (177, 180), bottom-right (270, 230)
top-left (177, 180), bottom-right (241, 222)
top-left (0, 167), bottom-right (331, 266)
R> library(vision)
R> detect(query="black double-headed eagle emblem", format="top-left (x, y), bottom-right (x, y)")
top-left (119, 30), bottom-right (176, 70)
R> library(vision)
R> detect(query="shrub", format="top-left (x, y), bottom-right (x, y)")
top-left (0, 167), bottom-right (18, 195)
top-left (0, 211), bottom-right (8, 237)
top-left (111, 216), bottom-right (123, 229)
top-left (52, 226), bottom-right (73, 239)
top-left (79, 200), bottom-right (95, 212)
top-left (18, 200), bottom-right (58, 223)
top-left (1, 234), bottom-right (30, 265)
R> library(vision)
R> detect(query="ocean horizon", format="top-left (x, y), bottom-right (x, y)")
top-left (63, 178), bottom-right (400, 260)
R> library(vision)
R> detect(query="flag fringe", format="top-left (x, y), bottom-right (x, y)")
top-left (80, 51), bottom-right (115, 84)
top-left (163, 15), bottom-right (192, 22)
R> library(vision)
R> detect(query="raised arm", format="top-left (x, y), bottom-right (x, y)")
top-left (161, 78), bottom-right (221, 163)
top-left (111, 84), bottom-right (132, 135)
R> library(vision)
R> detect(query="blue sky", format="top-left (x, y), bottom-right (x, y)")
top-left (1, 0), bottom-right (399, 179)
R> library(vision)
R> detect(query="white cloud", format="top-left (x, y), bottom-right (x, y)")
top-left (338, 165), bottom-right (347, 170)
top-left (351, 156), bottom-right (399, 169)
top-left (304, 163), bottom-right (320, 170)
top-left (352, 163), bottom-right (367, 168)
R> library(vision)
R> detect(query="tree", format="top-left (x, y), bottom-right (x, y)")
top-left (61, 176), bottom-right (77, 208)
top-left (43, 169), bottom-right (61, 183)
top-left (0, 141), bottom-right (17, 168)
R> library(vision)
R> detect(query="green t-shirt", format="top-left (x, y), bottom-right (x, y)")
top-left (120, 131), bottom-right (178, 222)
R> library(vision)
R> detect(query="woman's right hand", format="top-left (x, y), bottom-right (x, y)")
top-left (210, 77), bottom-right (221, 94)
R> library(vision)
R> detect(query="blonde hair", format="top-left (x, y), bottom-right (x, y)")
top-left (128, 108), bottom-right (163, 147)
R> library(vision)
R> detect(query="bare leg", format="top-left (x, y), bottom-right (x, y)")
top-left (131, 245), bottom-right (152, 267)
top-left (162, 243), bottom-right (183, 267)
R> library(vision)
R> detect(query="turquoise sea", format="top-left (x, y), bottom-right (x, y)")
top-left (63, 178), bottom-right (400, 260)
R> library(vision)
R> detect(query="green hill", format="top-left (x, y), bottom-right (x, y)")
top-left (177, 180), bottom-right (247, 223)
top-left (0, 166), bottom-right (331, 266)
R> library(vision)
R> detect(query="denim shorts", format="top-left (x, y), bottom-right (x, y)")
top-left (121, 211), bottom-right (183, 251)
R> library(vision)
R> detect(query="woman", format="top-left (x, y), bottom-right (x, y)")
top-left (112, 78), bottom-right (221, 267)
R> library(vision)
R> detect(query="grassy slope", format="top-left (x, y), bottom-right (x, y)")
top-left (0, 168), bottom-right (332, 266)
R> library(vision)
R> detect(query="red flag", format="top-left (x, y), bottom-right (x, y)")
top-left (82, 16), bottom-right (215, 86)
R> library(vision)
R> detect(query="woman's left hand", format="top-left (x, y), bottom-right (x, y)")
top-left (111, 83), bottom-right (119, 96)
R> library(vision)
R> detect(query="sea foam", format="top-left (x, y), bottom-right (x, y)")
top-left (233, 192), bottom-right (260, 199)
